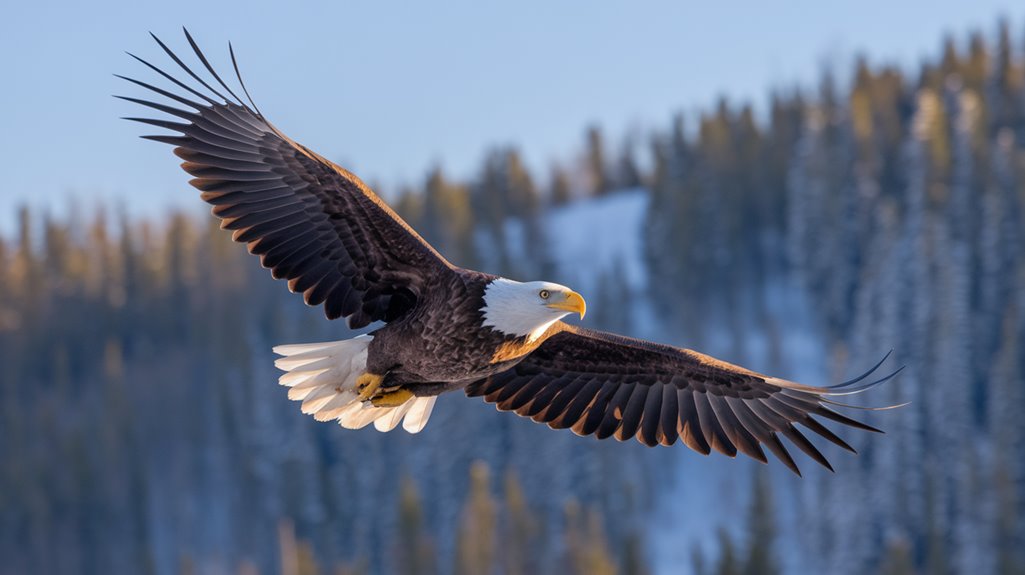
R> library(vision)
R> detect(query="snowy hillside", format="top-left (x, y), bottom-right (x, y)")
top-left (540, 188), bottom-right (650, 294)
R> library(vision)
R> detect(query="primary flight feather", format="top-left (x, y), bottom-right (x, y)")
top-left (120, 29), bottom-right (901, 475)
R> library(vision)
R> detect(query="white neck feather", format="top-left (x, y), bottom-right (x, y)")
top-left (481, 278), bottom-right (566, 342)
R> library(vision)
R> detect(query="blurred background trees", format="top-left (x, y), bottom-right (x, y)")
top-left (2, 17), bottom-right (1025, 575)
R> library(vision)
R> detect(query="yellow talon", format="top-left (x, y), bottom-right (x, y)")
top-left (370, 388), bottom-right (414, 407)
top-left (356, 373), bottom-right (385, 402)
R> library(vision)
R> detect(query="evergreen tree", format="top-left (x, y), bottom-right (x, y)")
top-left (714, 529), bottom-right (741, 575)
top-left (396, 477), bottom-right (436, 575)
top-left (165, 213), bottom-right (193, 340)
top-left (472, 147), bottom-right (546, 276)
top-left (692, 544), bottom-right (708, 575)
top-left (990, 307), bottom-right (1025, 575)
top-left (422, 165), bottom-right (476, 267)
top-left (3, 18), bottom-right (1025, 575)
top-left (280, 519), bottom-right (301, 575)
top-left (296, 541), bottom-right (322, 575)
top-left (615, 136), bottom-right (643, 190)
top-left (924, 477), bottom-right (951, 575)
top-left (586, 125), bottom-right (611, 196)
top-left (621, 529), bottom-right (649, 575)
top-left (742, 472), bottom-right (778, 575)
top-left (394, 184), bottom-right (425, 234)
top-left (15, 206), bottom-right (42, 327)
top-left (0, 237), bottom-right (9, 325)
top-left (502, 471), bottom-right (539, 575)
top-left (988, 19), bottom-right (1021, 137)
top-left (562, 499), bottom-right (617, 575)
top-left (878, 537), bottom-right (915, 575)
top-left (455, 461), bottom-right (497, 575)
top-left (549, 164), bottom-right (573, 206)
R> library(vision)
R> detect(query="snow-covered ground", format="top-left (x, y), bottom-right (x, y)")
top-left (543, 188), bottom-right (650, 294)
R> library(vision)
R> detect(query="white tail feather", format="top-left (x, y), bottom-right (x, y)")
top-left (374, 401), bottom-right (414, 432)
top-left (403, 397), bottom-right (437, 433)
top-left (272, 335), bottom-right (436, 433)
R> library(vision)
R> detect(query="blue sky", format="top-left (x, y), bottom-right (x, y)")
top-left (2, 1), bottom-right (1023, 230)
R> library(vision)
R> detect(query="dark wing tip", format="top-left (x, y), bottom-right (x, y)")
top-left (229, 41), bottom-right (263, 117)
top-left (816, 405), bottom-right (883, 433)
top-left (828, 349), bottom-right (894, 387)
top-left (147, 28), bottom-right (231, 104)
top-left (764, 434), bottom-right (802, 477)
top-left (821, 359), bottom-right (904, 396)
top-left (182, 27), bottom-right (244, 106)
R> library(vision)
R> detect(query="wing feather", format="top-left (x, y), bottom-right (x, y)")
top-left (638, 384), bottom-right (664, 447)
top-left (656, 385), bottom-right (679, 446)
top-left (488, 370), bottom-right (532, 406)
top-left (574, 380), bottom-right (620, 437)
top-left (501, 375), bottom-right (551, 412)
top-left (676, 389), bottom-right (711, 455)
top-left (614, 384), bottom-right (650, 442)
top-left (556, 378), bottom-right (603, 430)
top-left (468, 324), bottom-right (900, 475)
top-left (523, 376), bottom-right (564, 418)
top-left (696, 393), bottom-right (738, 457)
top-left (597, 382), bottom-right (636, 440)
top-left (120, 30), bottom-right (454, 328)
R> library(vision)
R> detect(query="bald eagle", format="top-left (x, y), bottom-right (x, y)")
top-left (120, 30), bottom-right (901, 475)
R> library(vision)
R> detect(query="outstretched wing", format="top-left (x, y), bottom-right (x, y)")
top-left (465, 324), bottom-right (902, 475)
top-left (119, 29), bottom-right (453, 329)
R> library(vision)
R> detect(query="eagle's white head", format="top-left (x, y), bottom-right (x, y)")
top-left (481, 278), bottom-right (587, 342)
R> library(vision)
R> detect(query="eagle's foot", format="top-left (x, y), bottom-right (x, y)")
top-left (355, 372), bottom-right (385, 402)
top-left (370, 388), bottom-right (414, 407)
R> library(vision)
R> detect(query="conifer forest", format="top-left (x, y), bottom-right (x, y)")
top-left (2, 16), bottom-right (1025, 575)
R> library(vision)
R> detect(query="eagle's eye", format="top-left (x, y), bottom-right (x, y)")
top-left (539, 289), bottom-right (551, 300)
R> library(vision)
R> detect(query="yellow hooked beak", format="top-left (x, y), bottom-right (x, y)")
top-left (546, 290), bottom-right (587, 320)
